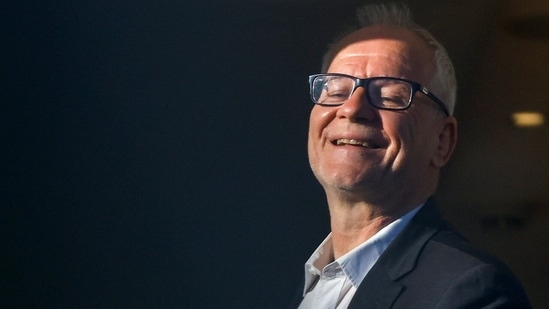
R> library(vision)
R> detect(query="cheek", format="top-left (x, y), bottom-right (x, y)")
top-left (386, 118), bottom-right (438, 169)
top-left (309, 105), bottom-right (329, 127)
top-left (307, 107), bottom-right (336, 169)
top-left (307, 118), bottom-right (322, 168)
top-left (308, 106), bottom-right (336, 144)
top-left (382, 117), bottom-right (417, 167)
top-left (307, 131), bottom-right (317, 165)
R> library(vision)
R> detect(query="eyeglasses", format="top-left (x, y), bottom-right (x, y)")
top-left (308, 73), bottom-right (449, 116)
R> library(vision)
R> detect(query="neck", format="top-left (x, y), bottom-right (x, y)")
top-left (326, 191), bottom-right (422, 259)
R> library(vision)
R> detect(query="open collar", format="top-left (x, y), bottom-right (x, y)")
top-left (348, 199), bottom-right (443, 309)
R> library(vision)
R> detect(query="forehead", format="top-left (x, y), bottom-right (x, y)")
top-left (327, 25), bottom-right (435, 83)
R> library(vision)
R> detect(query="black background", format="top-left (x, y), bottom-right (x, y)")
top-left (1, 1), bottom-right (376, 308)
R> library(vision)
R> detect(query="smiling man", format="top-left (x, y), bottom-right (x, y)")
top-left (291, 3), bottom-right (531, 309)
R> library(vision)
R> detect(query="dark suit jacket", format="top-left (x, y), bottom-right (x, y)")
top-left (290, 199), bottom-right (531, 308)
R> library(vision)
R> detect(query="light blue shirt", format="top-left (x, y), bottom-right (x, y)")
top-left (299, 205), bottom-right (423, 309)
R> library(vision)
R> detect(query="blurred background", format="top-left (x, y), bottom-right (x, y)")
top-left (2, 0), bottom-right (548, 308)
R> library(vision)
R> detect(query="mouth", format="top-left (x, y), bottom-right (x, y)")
top-left (333, 138), bottom-right (377, 148)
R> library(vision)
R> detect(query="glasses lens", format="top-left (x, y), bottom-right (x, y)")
top-left (368, 79), bottom-right (413, 109)
top-left (312, 75), bottom-right (354, 105)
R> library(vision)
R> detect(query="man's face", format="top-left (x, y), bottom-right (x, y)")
top-left (308, 26), bottom-right (452, 201)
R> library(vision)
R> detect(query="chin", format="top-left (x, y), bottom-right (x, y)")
top-left (319, 174), bottom-right (373, 192)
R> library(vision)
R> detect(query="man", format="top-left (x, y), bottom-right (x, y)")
top-left (291, 3), bottom-right (531, 309)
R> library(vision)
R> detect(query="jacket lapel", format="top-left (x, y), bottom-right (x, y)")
top-left (348, 200), bottom-right (443, 309)
top-left (347, 266), bottom-right (404, 309)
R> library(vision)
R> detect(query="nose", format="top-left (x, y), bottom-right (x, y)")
top-left (335, 87), bottom-right (378, 122)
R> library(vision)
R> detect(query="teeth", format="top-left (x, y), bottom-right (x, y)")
top-left (336, 138), bottom-right (370, 147)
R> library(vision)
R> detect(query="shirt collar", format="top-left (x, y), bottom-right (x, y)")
top-left (303, 235), bottom-right (333, 294)
top-left (302, 204), bottom-right (423, 296)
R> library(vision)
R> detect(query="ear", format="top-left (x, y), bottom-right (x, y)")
top-left (431, 116), bottom-right (458, 168)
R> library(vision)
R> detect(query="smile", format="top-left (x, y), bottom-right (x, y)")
top-left (335, 138), bottom-right (374, 148)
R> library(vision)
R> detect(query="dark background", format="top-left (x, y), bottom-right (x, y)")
top-left (4, 0), bottom-right (548, 308)
top-left (2, 1), bottom-right (356, 308)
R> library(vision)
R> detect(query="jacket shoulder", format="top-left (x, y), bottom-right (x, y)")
top-left (352, 201), bottom-right (532, 308)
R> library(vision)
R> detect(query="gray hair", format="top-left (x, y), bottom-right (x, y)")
top-left (321, 3), bottom-right (457, 115)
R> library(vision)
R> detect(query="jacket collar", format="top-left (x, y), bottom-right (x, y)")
top-left (348, 199), bottom-right (443, 309)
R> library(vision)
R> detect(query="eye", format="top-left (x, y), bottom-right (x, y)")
top-left (370, 80), bottom-right (411, 107)
top-left (326, 86), bottom-right (351, 99)
top-left (324, 79), bottom-right (353, 100)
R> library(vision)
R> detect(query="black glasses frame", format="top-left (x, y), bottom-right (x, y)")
top-left (308, 73), bottom-right (450, 116)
